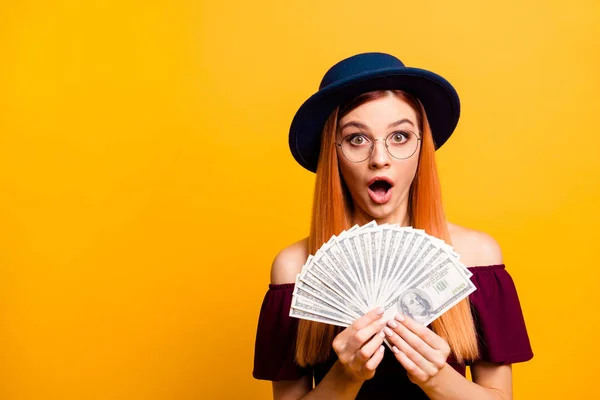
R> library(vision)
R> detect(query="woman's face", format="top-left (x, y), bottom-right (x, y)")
top-left (337, 94), bottom-right (421, 225)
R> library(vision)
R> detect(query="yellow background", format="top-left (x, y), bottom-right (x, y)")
top-left (0, 0), bottom-right (598, 399)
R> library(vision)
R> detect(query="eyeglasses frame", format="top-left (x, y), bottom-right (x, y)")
top-left (335, 130), bottom-right (422, 163)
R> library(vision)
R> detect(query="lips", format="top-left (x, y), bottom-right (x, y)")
top-left (367, 176), bottom-right (394, 204)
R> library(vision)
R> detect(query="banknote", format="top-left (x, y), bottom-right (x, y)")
top-left (289, 223), bottom-right (476, 331)
top-left (291, 294), bottom-right (355, 325)
top-left (289, 307), bottom-right (349, 328)
top-left (295, 274), bottom-right (363, 318)
top-left (382, 258), bottom-right (476, 325)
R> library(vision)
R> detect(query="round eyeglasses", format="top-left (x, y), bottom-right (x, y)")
top-left (336, 130), bottom-right (421, 163)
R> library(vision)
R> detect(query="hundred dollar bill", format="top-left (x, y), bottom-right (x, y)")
top-left (289, 307), bottom-right (349, 328)
top-left (383, 244), bottom-right (445, 306)
top-left (382, 258), bottom-right (476, 326)
top-left (357, 221), bottom-right (378, 302)
top-left (379, 228), bottom-right (418, 304)
top-left (315, 250), bottom-right (364, 302)
top-left (411, 228), bottom-right (471, 278)
top-left (377, 227), bottom-right (400, 305)
top-left (306, 249), bottom-right (368, 311)
top-left (295, 276), bottom-right (363, 319)
top-left (312, 234), bottom-right (366, 304)
top-left (324, 226), bottom-right (371, 302)
top-left (373, 224), bottom-right (392, 303)
top-left (336, 235), bottom-right (370, 303)
top-left (366, 229), bottom-right (379, 307)
top-left (388, 242), bottom-right (442, 299)
top-left (292, 286), bottom-right (358, 321)
top-left (301, 262), bottom-right (365, 313)
top-left (374, 226), bottom-right (387, 301)
top-left (342, 228), bottom-right (375, 306)
top-left (377, 228), bottom-right (411, 305)
top-left (291, 295), bottom-right (354, 325)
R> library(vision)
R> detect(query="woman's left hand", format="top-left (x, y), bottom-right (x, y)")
top-left (383, 314), bottom-right (450, 386)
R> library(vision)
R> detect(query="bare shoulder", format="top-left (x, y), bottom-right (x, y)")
top-left (447, 222), bottom-right (503, 267)
top-left (270, 237), bottom-right (310, 284)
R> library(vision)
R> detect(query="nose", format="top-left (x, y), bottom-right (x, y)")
top-left (369, 139), bottom-right (391, 169)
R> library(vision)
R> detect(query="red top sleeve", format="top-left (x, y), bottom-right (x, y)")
top-left (252, 283), bottom-right (312, 381)
top-left (469, 264), bottom-right (534, 364)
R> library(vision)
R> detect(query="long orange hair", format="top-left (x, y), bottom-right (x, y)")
top-left (295, 90), bottom-right (479, 366)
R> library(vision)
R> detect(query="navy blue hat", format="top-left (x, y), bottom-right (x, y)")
top-left (289, 52), bottom-right (461, 173)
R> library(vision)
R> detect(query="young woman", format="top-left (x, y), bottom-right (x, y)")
top-left (253, 52), bottom-right (533, 399)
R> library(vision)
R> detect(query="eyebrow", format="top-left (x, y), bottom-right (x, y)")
top-left (340, 118), bottom-right (414, 131)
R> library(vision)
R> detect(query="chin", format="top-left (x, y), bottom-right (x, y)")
top-left (360, 201), bottom-right (400, 220)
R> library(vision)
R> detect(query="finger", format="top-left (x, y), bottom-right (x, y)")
top-left (348, 314), bottom-right (387, 350)
top-left (384, 326), bottom-right (438, 376)
top-left (354, 328), bottom-right (385, 364)
top-left (335, 308), bottom-right (384, 346)
top-left (350, 307), bottom-right (385, 332)
top-left (363, 344), bottom-right (385, 372)
top-left (394, 314), bottom-right (448, 350)
top-left (392, 346), bottom-right (428, 382)
top-left (387, 317), bottom-right (442, 362)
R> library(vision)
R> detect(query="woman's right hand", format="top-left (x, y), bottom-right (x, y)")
top-left (331, 307), bottom-right (387, 382)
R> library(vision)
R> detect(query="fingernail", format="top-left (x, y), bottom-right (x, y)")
top-left (384, 327), bottom-right (394, 337)
top-left (376, 307), bottom-right (385, 315)
top-left (387, 319), bottom-right (398, 328)
top-left (379, 345), bottom-right (385, 353)
top-left (379, 330), bottom-right (386, 338)
top-left (395, 314), bottom-right (405, 322)
top-left (392, 346), bottom-right (400, 354)
top-left (378, 318), bottom-right (387, 325)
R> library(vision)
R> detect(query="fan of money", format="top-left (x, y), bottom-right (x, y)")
top-left (290, 221), bottom-right (476, 328)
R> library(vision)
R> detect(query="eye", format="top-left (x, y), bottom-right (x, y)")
top-left (389, 131), bottom-right (410, 144)
top-left (346, 134), bottom-right (370, 146)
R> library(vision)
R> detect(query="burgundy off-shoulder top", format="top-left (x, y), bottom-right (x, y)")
top-left (253, 264), bottom-right (533, 399)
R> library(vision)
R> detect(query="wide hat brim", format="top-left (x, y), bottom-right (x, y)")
top-left (289, 66), bottom-right (460, 173)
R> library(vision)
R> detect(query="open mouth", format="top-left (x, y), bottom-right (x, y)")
top-left (369, 180), bottom-right (392, 195)
top-left (367, 177), bottom-right (394, 204)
